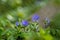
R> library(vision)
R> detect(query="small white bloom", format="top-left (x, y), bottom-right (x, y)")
top-left (7, 14), bottom-right (14, 21)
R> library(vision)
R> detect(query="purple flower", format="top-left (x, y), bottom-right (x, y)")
top-left (32, 14), bottom-right (40, 22)
top-left (16, 21), bottom-right (19, 26)
top-left (22, 20), bottom-right (29, 26)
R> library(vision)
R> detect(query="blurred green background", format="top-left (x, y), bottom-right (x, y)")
top-left (0, 0), bottom-right (60, 40)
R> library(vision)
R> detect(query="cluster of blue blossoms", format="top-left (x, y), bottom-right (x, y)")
top-left (16, 14), bottom-right (50, 27)
top-left (16, 14), bottom-right (40, 26)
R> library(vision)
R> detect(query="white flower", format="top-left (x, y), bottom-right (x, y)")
top-left (7, 14), bottom-right (14, 21)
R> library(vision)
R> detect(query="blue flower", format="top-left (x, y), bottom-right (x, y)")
top-left (22, 20), bottom-right (29, 26)
top-left (45, 17), bottom-right (50, 27)
top-left (45, 17), bottom-right (50, 24)
top-left (32, 14), bottom-right (40, 22)
top-left (16, 21), bottom-right (19, 26)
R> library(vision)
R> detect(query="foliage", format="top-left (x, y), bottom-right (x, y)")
top-left (49, 13), bottom-right (60, 40)
top-left (49, 0), bottom-right (60, 7)
top-left (0, 0), bottom-right (60, 40)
